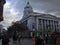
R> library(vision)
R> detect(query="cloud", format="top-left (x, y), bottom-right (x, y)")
top-left (27, 0), bottom-right (60, 16)
top-left (12, 0), bottom-right (60, 17)
top-left (0, 2), bottom-right (22, 28)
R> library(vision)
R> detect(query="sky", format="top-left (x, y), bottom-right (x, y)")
top-left (0, 0), bottom-right (60, 29)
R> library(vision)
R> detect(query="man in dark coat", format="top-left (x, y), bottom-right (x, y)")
top-left (2, 34), bottom-right (10, 45)
top-left (12, 31), bottom-right (18, 43)
top-left (35, 36), bottom-right (44, 45)
top-left (17, 35), bottom-right (22, 43)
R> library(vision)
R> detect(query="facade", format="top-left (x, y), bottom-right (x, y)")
top-left (0, 0), bottom-right (6, 21)
top-left (17, 2), bottom-right (60, 36)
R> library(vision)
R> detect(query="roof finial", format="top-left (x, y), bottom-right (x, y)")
top-left (27, 1), bottom-right (29, 5)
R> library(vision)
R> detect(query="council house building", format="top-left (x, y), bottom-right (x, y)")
top-left (16, 2), bottom-right (60, 36)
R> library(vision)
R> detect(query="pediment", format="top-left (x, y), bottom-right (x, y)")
top-left (40, 14), bottom-right (60, 20)
top-left (32, 12), bottom-right (59, 19)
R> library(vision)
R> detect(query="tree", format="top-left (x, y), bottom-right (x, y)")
top-left (7, 22), bottom-right (28, 36)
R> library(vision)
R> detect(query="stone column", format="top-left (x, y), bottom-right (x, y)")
top-left (51, 20), bottom-right (53, 30)
top-left (55, 21), bottom-right (56, 31)
top-left (48, 20), bottom-right (49, 30)
top-left (50, 20), bottom-right (51, 30)
top-left (41, 19), bottom-right (43, 30)
top-left (56, 21), bottom-right (58, 31)
top-left (57, 21), bottom-right (58, 30)
top-left (46, 20), bottom-right (47, 30)
top-left (41, 19), bottom-right (43, 36)
top-left (40, 19), bottom-right (42, 30)
top-left (57, 21), bottom-right (59, 32)
top-left (44, 19), bottom-right (46, 34)
top-left (38, 19), bottom-right (41, 30)
top-left (44, 19), bottom-right (46, 30)
top-left (53, 21), bottom-right (55, 31)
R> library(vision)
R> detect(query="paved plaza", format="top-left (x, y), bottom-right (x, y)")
top-left (0, 39), bottom-right (35, 45)
top-left (0, 38), bottom-right (56, 45)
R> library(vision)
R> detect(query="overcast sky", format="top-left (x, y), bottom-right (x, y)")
top-left (0, 0), bottom-right (60, 29)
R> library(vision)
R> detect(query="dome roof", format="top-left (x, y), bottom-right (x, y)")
top-left (24, 2), bottom-right (32, 9)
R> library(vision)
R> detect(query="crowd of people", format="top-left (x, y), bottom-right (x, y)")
top-left (32, 36), bottom-right (45, 45)
top-left (0, 30), bottom-right (60, 45)
top-left (0, 31), bottom-right (45, 45)
top-left (0, 31), bottom-right (23, 45)
top-left (1, 33), bottom-right (10, 45)
top-left (12, 32), bottom-right (22, 44)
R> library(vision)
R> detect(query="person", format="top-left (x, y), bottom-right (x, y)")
top-left (35, 36), bottom-right (44, 45)
top-left (32, 36), bottom-right (35, 41)
top-left (12, 31), bottom-right (18, 43)
top-left (2, 34), bottom-right (10, 45)
top-left (18, 35), bottom-right (21, 43)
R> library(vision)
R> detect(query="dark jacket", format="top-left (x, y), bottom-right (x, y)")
top-left (35, 37), bottom-right (44, 45)
top-left (2, 35), bottom-right (10, 45)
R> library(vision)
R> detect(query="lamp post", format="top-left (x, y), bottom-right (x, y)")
top-left (0, 0), bottom-right (6, 21)
top-left (0, 0), bottom-right (6, 34)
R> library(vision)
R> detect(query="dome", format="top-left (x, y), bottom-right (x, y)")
top-left (23, 1), bottom-right (33, 17)
top-left (24, 2), bottom-right (32, 9)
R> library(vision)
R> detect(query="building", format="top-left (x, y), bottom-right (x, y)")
top-left (0, 0), bottom-right (6, 21)
top-left (17, 2), bottom-right (60, 36)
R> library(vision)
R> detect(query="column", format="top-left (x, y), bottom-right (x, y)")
top-left (52, 20), bottom-right (54, 31)
top-left (52, 20), bottom-right (53, 30)
top-left (49, 20), bottom-right (50, 30)
top-left (50, 20), bottom-right (52, 30)
top-left (41, 19), bottom-right (43, 36)
top-left (46, 20), bottom-right (47, 30)
top-left (46, 20), bottom-right (48, 30)
top-left (43, 19), bottom-right (45, 30)
top-left (41, 19), bottom-right (43, 30)
top-left (56, 21), bottom-right (58, 31)
top-left (40, 22), bottom-right (42, 35)
top-left (47, 20), bottom-right (49, 30)
top-left (55, 21), bottom-right (58, 31)
top-left (44, 20), bottom-right (46, 34)
top-left (45, 20), bottom-right (46, 30)
top-left (38, 19), bottom-right (41, 30)
top-left (50, 20), bottom-right (51, 30)
top-left (45, 20), bottom-right (47, 35)
top-left (55, 21), bottom-right (56, 31)
top-left (53, 21), bottom-right (55, 31)
top-left (57, 21), bottom-right (59, 32)
top-left (51, 20), bottom-right (53, 30)
top-left (55, 21), bottom-right (57, 31)
top-left (40, 19), bottom-right (42, 30)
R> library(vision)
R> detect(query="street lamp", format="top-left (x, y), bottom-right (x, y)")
top-left (0, 0), bottom-right (6, 21)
